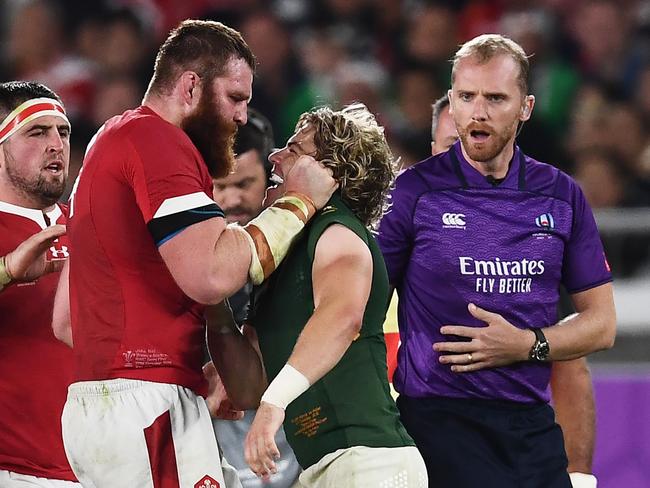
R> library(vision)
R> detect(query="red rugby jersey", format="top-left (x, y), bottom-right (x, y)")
top-left (68, 106), bottom-right (217, 396)
top-left (0, 202), bottom-right (76, 481)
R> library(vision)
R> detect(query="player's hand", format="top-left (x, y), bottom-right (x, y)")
top-left (244, 401), bottom-right (284, 481)
top-left (284, 155), bottom-right (338, 210)
top-left (433, 303), bottom-right (533, 372)
top-left (4, 224), bottom-right (66, 282)
top-left (202, 361), bottom-right (244, 420)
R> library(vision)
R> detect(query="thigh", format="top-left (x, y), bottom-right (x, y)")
top-left (170, 389), bottom-right (232, 488)
top-left (519, 404), bottom-right (571, 488)
top-left (398, 396), bottom-right (520, 488)
top-left (62, 380), bottom-right (227, 488)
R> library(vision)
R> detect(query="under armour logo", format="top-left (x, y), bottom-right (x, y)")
top-left (49, 244), bottom-right (69, 259)
top-left (194, 475), bottom-right (220, 488)
top-left (442, 213), bottom-right (466, 228)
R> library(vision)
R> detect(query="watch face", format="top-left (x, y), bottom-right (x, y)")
top-left (534, 341), bottom-right (550, 361)
top-left (539, 342), bottom-right (550, 361)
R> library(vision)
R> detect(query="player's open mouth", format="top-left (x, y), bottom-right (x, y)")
top-left (44, 161), bottom-right (64, 174)
top-left (269, 173), bottom-right (284, 187)
top-left (470, 130), bottom-right (490, 142)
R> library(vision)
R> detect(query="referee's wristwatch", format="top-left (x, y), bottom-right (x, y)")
top-left (529, 328), bottom-right (550, 361)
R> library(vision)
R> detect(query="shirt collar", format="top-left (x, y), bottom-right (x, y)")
top-left (449, 141), bottom-right (527, 190)
top-left (0, 200), bottom-right (62, 229)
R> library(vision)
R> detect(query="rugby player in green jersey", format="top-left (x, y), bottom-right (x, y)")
top-left (212, 103), bottom-right (427, 488)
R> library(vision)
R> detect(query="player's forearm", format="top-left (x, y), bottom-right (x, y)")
top-left (259, 304), bottom-right (361, 410)
top-left (544, 308), bottom-right (615, 361)
top-left (287, 302), bottom-right (362, 385)
top-left (161, 193), bottom-right (319, 304)
top-left (550, 359), bottom-right (595, 473)
top-left (52, 260), bottom-right (73, 347)
top-left (208, 227), bottom-right (254, 301)
top-left (206, 310), bottom-right (266, 409)
top-left (527, 284), bottom-right (616, 362)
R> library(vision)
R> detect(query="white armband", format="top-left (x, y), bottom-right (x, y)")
top-left (260, 364), bottom-right (311, 410)
top-left (569, 472), bottom-right (597, 488)
top-left (241, 192), bottom-right (317, 285)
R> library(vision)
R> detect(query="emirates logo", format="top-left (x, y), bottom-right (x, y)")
top-left (194, 475), bottom-right (220, 488)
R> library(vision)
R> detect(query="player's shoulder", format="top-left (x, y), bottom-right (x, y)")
top-left (392, 152), bottom-right (453, 205)
top-left (314, 194), bottom-right (360, 225)
top-left (102, 106), bottom-right (188, 147)
top-left (310, 194), bottom-right (367, 243)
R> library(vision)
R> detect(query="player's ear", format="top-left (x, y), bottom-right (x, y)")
top-left (178, 71), bottom-right (202, 111)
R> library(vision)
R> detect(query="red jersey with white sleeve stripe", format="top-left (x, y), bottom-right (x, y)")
top-left (67, 106), bottom-right (224, 396)
top-left (0, 202), bottom-right (76, 481)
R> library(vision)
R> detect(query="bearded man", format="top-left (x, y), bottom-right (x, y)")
top-left (53, 20), bottom-right (336, 488)
top-left (377, 34), bottom-right (615, 488)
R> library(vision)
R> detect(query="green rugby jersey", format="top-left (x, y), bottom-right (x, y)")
top-left (250, 193), bottom-right (414, 469)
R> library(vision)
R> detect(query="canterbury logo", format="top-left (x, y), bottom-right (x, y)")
top-left (442, 213), bottom-right (466, 227)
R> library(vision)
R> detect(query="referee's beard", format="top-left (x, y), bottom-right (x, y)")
top-left (182, 84), bottom-right (238, 179)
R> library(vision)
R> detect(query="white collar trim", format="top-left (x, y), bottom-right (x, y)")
top-left (0, 200), bottom-right (62, 229)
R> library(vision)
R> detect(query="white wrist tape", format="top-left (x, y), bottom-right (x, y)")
top-left (242, 192), bottom-right (317, 285)
top-left (260, 364), bottom-right (311, 410)
top-left (569, 472), bottom-right (597, 488)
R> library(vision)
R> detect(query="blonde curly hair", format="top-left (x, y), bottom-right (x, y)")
top-left (296, 103), bottom-right (397, 228)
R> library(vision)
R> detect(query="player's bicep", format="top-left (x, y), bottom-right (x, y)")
top-left (157, 215), bottom-right (226, 301)
top-left (158, 215), bottom-right (253, 304)
top-left (312, 225), bottom-right (372, 321)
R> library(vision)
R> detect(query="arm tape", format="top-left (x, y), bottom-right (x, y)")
top-left (0, 255), bottom-right (14, 291)
top-left (242, 192), bottom-right (317, 285)
top-left (260, 363), bottom-right (311, 410)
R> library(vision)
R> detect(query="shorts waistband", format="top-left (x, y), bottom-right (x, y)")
top-left (400, 394), bottom-right (547, 412)
top-left (67, 378), bottom-right (171, 397)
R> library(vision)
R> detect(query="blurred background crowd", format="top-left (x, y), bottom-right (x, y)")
top-left (1, 0), bottom-right (649, 482)
top-left (0, 0), bottom-right (648, 208)
top-left (1, 0), bottom-right (648, 330)
top-left (3, 0), bottom-right (650, 331)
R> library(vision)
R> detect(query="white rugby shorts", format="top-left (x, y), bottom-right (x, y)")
top-left (62, 379), bottom-right (241, 488)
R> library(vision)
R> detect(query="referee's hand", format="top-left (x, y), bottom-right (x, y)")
top-left (433, 302), bottom-right (533, 372)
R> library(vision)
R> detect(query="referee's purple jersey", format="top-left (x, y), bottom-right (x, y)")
top-left (377, 141), bottom-right (612, 403)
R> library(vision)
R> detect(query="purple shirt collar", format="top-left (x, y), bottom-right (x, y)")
top-left (449, 141), bottom-right (527, 191)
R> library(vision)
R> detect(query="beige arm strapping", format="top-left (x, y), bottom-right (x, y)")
top-left (239, 192), bottom-right (317, 285)
top-left (0, 256), bottom-right (14, 291)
